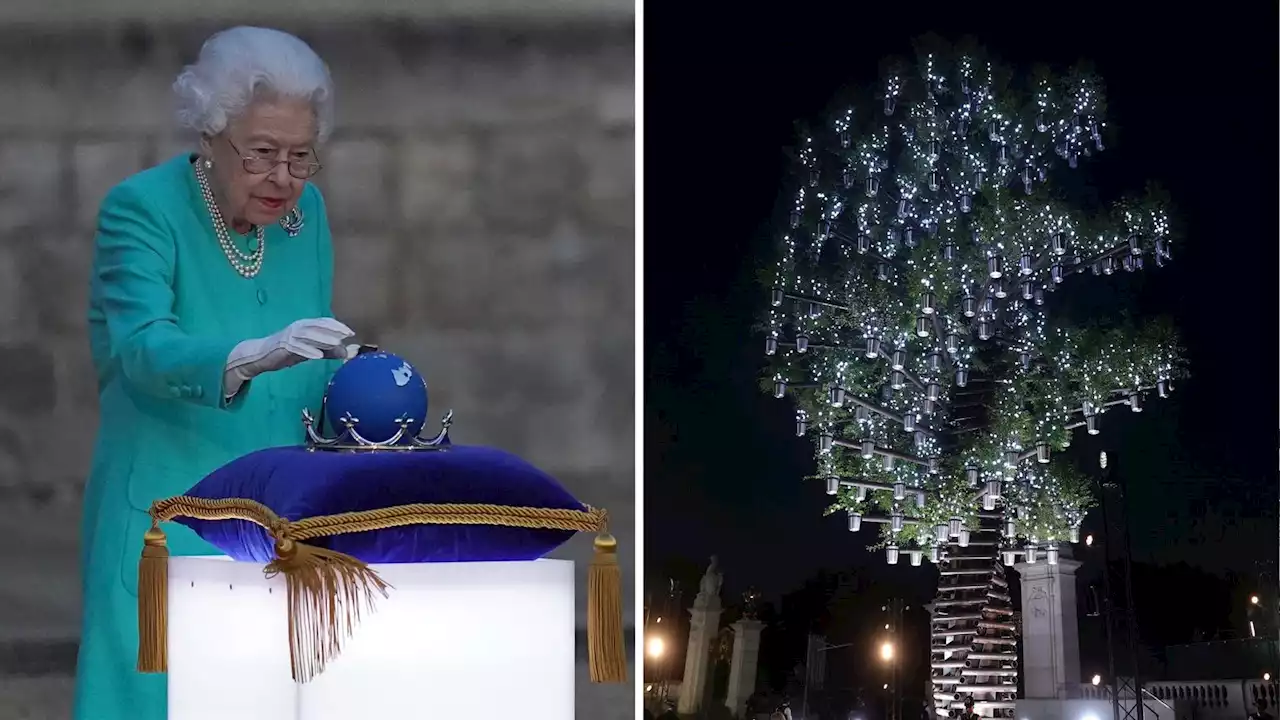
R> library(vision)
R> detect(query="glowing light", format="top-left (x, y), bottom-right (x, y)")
top-left (647, 636), bottom-right (666, 659)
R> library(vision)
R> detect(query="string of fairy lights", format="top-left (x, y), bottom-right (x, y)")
top-left (762, 45), bottom-right (1186, 567)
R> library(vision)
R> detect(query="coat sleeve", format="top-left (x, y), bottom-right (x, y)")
top-left (93, 182), bottom-right (243, 409)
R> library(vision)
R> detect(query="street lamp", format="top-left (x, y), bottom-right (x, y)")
top-left (880, 641), bottom-right (895, 662)
top-left (647, 636), bottom-right (666, 659)
top-left (1092, 674), bottom-right (1102, 686)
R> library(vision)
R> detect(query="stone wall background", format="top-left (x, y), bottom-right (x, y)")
top-left (0, 15), bottom-right (634, 719)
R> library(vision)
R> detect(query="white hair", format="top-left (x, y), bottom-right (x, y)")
top-left (173, 27), bottom-right (335, 142)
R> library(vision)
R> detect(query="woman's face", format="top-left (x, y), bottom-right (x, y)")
top-left (201, 96), bottom-right (318, 230)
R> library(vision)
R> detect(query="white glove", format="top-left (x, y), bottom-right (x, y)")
top-left (223, 317), bottom-right (355, 398)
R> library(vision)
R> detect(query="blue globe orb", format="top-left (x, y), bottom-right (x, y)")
top-left (324, 351), bottom-right (429, 444)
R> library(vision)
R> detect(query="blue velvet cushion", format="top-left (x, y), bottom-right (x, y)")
top-left (174, 446), bottom-right (584, 563)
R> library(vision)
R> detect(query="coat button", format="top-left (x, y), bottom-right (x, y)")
top-left (257, 288), bottom-right (268, 305)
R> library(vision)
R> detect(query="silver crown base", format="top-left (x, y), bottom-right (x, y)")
top-left (302, 408), bottom-right (454, 452)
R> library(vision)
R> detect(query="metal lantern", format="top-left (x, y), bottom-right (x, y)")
top-left (1051, 263), bottom-right (1064, 284)
top-left (1130, 391), bottom-right (1143, 412)
top-left (891, 349), bottom-right (907, 370)
top-left (949, 518), bottom-right (963, 538)
top-left (983, 492), bottom-right (996, 511)
top-left (929, 545), bottom-right (941, 563)
top-left (904, 227), bottom-right (917, 248)
top-left (992, 279), bottom-right (1007, 299)
top-left (923, 353), bottom-right (940, 374)
top-left (1158, 379), bottom-right (1170, 398)
top-left (974, 170), bottom-right (985, 190)
top-left (1019, 351), bottom-right (1032, 370)
top-left (988, 254), bottom-right (1004, 279)
top-left (987, 120), bottom-right (1000, 141)
top-left (945, 333), bottom-right (960, 355)
top-left (840, 130), bottom-right (851, 148)
top-left (980, 295), bottom-right (995, 315)
top-left (795, 418), bottom-right (807, 437)
top-left (857, 232), bottom-right (871, 254)
top-left (1005, 449), bottom-right (1019, 471)
top-left (856, 486), bottom-right (867, 501)
top-left (1036, 114), bottom-right (1048, 132)
top-left (1051, 231), bottom-right (1066, 256)
top-left (978, 320), bottom-right (993, 340)
top-left (928, 171), bottom-right (940, 192)
top-left (819, 433), bottom-right (833, 453)
top-left (891, 371), bottom-right (906, 390)
top-left (997, 145), bottom-right (1010, 165)
top-left (927, 382), bottom-right (941, 402)
top-left (1046, 545), bottom-right (1060, 565)
top-left (826, 476), bottom-right (840, 495)
top-left (965, 465), bottom-right (979, 486)
top-left (962, 295), bottom-right (977, 318)
top-left (865, 335), bottom-right (881, 358)
top-left (929, 139), bottom-right (941, 159)
top-left (1019, 252), bottom-right (1034, 276)
top-left (1004, 520), bottom-right (1017, 538)
top-left (893, 482), bottom-right (907, 501)
top-left (1000, 550), bottom-right (1016, 566)
top-left (1122, 255), bottom-right (1136, 272)
top-left (866, 175), bottom-right (880, 197)
top-left (934, 524), bottom-right (950, 543)
top-left (914, 431), bottom-right (926, 450)
top-left (1021, 280), bottom-right (1034, 301)
top-left (958, 529), bottom-right (970, 548)
top-left (1102, 256), bottom-right (1115, 275)
top-left (808, 169), bottom-right (819, 187)
top-left (902, 412), bottom-right (916, 433)
top-left (916, 490), bottom-right (927, 507)
top-left (885, 545), bottom-right (900, 565)
top-left (943, 241), bottom-right (957, 261)
top-left (1086, 415), bottom-right (1099, 435)
top-left (771, 288), bottom-right (784, 307)
top-left (877, 263), bottom-right (890, 281)
top-left (1034, 287), bottom-right (1045, 306)
top-left (829, 386), bottom-right (845, 407)
top-left (1036, 442), bottom-right (1050, 464)
top-left (897, 198), bottom-right (910, 218)
top-left (986, 479), bottom-right (1002, 501)
top-left (891, 513), bottom-right (904, 533)
top-left (765, 336), bottom-right (777, 356)
top-left (915, 316), bottom-right (931, 338)
top-left (959, 194), bottom-right (973, 213)
top-left (1069, 525), bottom-right (1081, 543)
top-left (843, 169), bottom-right (854, 189)
top-left (882, 454), bottom-right (894, 471)
top-left (884, 95), bottom-right (896, 116)
top-left (807, 301), bottom-right (820, 318)
top-left (861, 439), bottom-right (875, 459)
top-left (1022, 168), bottom-right (1033, 195)
top-left (927, 458), bottom-right (939, 475)
top-left (789, 211), bottom-right (800, 229)
top-left (920, 291), bottom-right (937, 315)
top-left (1024, 545), bottom-right (1039, 564)
top-left (955, 367), bottom-right (969, 387)
top-left (795, 334), bottom-right (809, 353)
top-left (910, 550), bottom-right (924, 567)
top-left (774, 380), bottom-right (786, 398)
top-left (1129, 234), bottom-right (1141, 255)
top-left (847, 512), bottom-right (862, 533)
top-left (854, 406), bottom-right (868, 423)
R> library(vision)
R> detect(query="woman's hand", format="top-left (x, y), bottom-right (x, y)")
top-left (223, 317), bottom-right (355, 396)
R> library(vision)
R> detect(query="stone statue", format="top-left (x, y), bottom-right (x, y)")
top-left (699, 555), bottom-right (723, 599)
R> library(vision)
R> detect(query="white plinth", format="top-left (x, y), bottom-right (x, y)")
top-left (167, 556), bottom-right (576, 720)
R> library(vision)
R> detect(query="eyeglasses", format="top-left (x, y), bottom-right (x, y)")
top-left (225, 138), bottom-right (323, 179)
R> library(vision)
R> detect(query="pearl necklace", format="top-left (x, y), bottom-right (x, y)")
top-left (194, 162), bottom-right (265, 279)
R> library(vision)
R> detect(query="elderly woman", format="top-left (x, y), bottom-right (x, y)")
top-left (75, 27), bottom-right (354, 719)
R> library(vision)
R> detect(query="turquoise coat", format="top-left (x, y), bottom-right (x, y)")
top-left (75, 154), bottom-right (342, 720)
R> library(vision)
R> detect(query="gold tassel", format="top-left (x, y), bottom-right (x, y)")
top-left (137, 525), bottom-right (169, 673)
top-left (587, 532), bottom-right (627, 683)
top-left (264, 538), bottom-right (391, 683)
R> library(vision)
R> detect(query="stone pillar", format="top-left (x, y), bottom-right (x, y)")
top-left (678, 559), bottom-right (723, 716)
top-left (725, 618), bottom-right (764, 718)
top-left (1014, 553), bottom-right (1083, 699)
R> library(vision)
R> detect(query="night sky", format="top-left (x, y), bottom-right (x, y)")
top-left (644, 3), bottom-right (1278, 613)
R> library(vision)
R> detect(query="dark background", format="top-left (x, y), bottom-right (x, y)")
top-left (644, 1), bottom-right (1279, 710)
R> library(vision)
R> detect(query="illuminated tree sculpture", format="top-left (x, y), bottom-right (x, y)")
top-left (759, 40), bottom-right (1185, 717)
